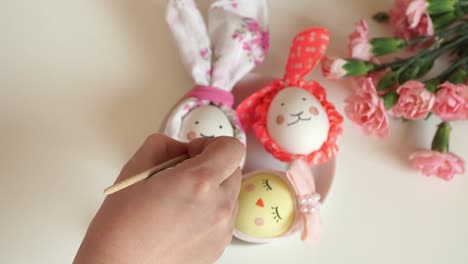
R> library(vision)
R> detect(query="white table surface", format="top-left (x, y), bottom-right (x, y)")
top-left (2, 0), bottom-right (468, 263)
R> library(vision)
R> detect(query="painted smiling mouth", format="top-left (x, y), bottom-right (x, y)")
top-left (200, 133), bottom-right (215, 138)
top-left (287, 111), bottom-right (312, 126)
top-left (287, 117), bottom-right (312, 126)
top-left (288, 111), bottom-right (312, 126)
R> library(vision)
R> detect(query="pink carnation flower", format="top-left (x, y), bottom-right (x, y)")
top-left (321, 57), bottom-right (347, 80)
top-left (392, 80), bottom-right (435, 120)
top-left (345, 77), bottom-right (390, 138)
top-left (348, 19), bottom-right (372, 61)
top-left (406, 0), bottom-right (429, 29)
top-left (410, 150), bottom-right (465, 181)
top-left (433, 82), bottom-right (468, 121)
top-left (389, 0), bottom-right (434, 41)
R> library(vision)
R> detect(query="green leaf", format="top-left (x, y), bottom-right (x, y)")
top-left (377, 72), bottom-right (398, 91)
top-left (372, 12), bottom-right (389, 23)
top-left (381, 91), bottom-right (399, 110)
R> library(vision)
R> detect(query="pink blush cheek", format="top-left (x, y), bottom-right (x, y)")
top-left (187, 131), bottom-right (197, 141)
top-left (276, 115), bottom-right (285, 125)
top-left (245, 184), bottom-right (256, 192)
top-left (309, 106), bottom-right (319, 116)
top-left (254, 217), bottom-right (264, 226)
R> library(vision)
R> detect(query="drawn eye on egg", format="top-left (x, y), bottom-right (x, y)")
top-left (178, 105), bottom-right (234, 142)
top-left (271, 206), bottom-right (282, 223)
top-left (266, 87), bottom-right (330, 154)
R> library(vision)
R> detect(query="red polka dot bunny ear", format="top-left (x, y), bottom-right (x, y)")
top-left (283, 27), bottom-right (330, 85)
top-left (236, 27), bottom-right (343, 166)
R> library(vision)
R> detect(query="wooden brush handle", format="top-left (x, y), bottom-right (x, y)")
top-left (104, 154), bottom-right (189, 195)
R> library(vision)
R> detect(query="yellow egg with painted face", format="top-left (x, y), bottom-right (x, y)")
top-left (235, 173), bottom-right (295, 238)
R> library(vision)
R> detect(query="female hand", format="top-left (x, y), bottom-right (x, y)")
top-left (73, 134), bottom-right (245, 264)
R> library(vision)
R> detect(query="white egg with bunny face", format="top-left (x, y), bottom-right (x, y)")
top-left (178, 105), bottom-right (234, 142)
top-left (266, 87), bottom-right (330, 154)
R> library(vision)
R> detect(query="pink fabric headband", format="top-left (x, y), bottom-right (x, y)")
top-left (185, 85), bottom-right (235, 107)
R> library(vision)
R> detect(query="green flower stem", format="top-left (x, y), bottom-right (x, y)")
top-left (431, 122), bottom-right (451, 153)
top-left (437, 55), bottom-right (468, 82)
top-left (374, 33), bottom-right (468, 73)
top-left (374, 39), bottom-right (444, 72)
top-left (438, 23), bottom-right (468, 39)
top-left (406, 36), bottom-right (431, 46)
top-left (375, 24), bottom-right (468, 66)
top-left (425, 34), bottom-right (468, 61)
top-left (406, 23), bottom-right (468, 46)
top-left (432, 12), bottom-right (464, 30)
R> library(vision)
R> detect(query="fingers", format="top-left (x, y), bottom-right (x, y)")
top-left (229, 201), bottom-right (239, 233)
top-left (220, 168), bottom-right (242, 202)
top-left (178, 137), bottom-right (245, 184)
top-left (214, 200), bottom-right (239, 258)
top-left (116, 133), bottom-right (188, 182)
top-left (186, 137), bottom-right (215, 158)
top-left (208, 199), bottom-right (239, 260)
top-left (221, 170), bottom-right (241, 237)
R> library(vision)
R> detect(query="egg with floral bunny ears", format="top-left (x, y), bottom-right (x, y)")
top-left (267, 87), bottom-right (330, 154)
top-left (178, 105), bottom-right (234, 141)
top-left (163, 0), bottom-right (269, 146)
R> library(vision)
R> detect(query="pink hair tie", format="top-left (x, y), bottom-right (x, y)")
top-left (186, 85), bottom-right (234, 107)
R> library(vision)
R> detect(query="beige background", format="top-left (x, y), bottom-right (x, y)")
top-left (1, 0), bottom-right (468, 263)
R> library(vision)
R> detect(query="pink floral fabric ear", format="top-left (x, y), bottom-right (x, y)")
top-left (162, 0), bottom-right (269, 147)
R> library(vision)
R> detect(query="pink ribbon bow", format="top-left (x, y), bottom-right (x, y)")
top-left (286, 159), bottom-right (322, 244)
